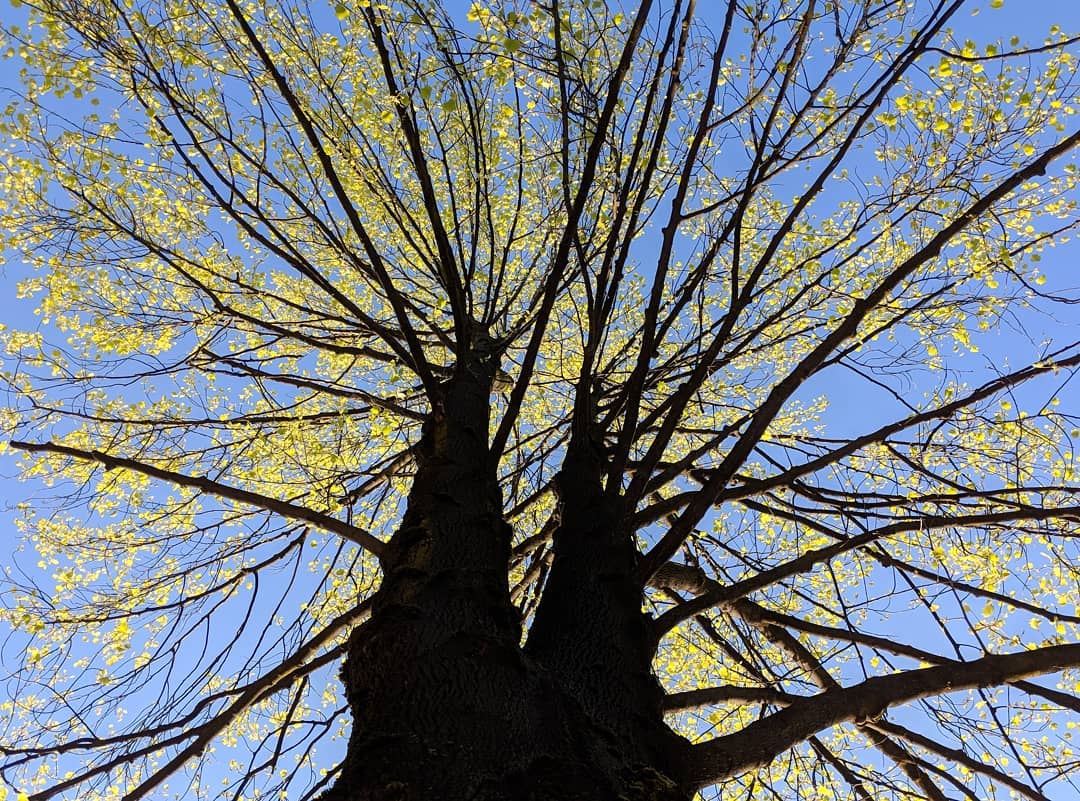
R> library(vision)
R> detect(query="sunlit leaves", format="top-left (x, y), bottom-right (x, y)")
top-left (2, 1), bottom-right (1080, 800)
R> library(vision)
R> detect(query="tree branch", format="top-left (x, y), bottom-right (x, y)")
top-left (636, 128), bottom-right (1080, 585)
top-left (9, 440), bottom-right (385, 558)
top-left (682, 643), bottom-right (1080, 790)
top-left (663, 684), bottom-right (795, 711)
top-left (25, 597), bottom-right (370, 801)
top-left (652, 503), bottom-right (1080, 637)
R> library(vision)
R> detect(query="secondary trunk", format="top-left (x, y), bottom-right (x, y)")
top-left (320, 351), bottom-right (690, 801)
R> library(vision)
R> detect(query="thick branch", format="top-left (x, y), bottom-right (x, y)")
top-left (9, 440), bottom-right (385, 558)
top-left (866, 718), bottom-right (1052, 801)
top-left (683, 643), bottom-right (1080, 790)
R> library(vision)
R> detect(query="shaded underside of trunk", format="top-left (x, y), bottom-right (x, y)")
top-left (320, 359), bottom-right (690, 801)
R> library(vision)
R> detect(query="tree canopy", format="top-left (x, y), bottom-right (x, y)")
top-left (2, 0), bottom-right (1080, 799)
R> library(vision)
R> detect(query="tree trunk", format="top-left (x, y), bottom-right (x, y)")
top-left (322, 351), bottom-right (690, 801)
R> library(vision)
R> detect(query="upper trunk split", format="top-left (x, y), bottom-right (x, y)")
top-left (323, 351), bottom-right (689, 800)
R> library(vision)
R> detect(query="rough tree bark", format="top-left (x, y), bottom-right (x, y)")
top-left (323, 338), bottom-right (690, 801)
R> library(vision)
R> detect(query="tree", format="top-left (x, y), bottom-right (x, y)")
top-left (1, 0), bottom-right (1079, 798)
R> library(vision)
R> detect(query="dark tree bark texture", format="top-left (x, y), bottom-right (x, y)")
top-left (324, 347), bottom-right (690, 801)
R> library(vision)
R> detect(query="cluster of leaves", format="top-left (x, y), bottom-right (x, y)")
top-left (1, 0), bottom-right (1079, 799)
